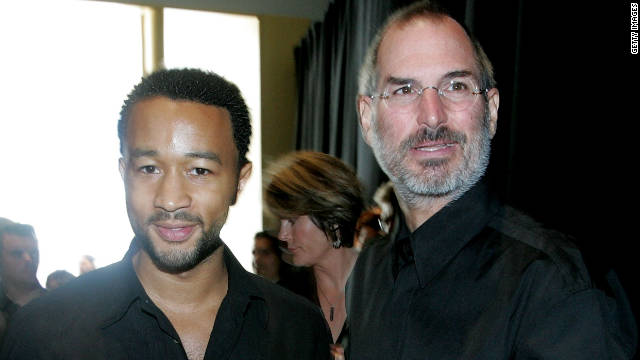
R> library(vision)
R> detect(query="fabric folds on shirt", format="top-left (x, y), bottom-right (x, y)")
top-left (346, 180), bottom-right (637, 360)
top-left (1, 243), bottom-right (332, 360)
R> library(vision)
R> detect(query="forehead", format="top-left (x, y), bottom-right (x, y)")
top-left (254, 237), bottom-right (274, 249)
top-left (126, 96), bottom-right (237, 161)
top-left (1, 233), bottom-right (36, 250)
top-left (377, 16), bottom-right (476, 84)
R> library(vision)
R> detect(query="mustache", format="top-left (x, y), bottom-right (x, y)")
top-left (146, 210), bottom-right (203, 225)
top-left (402, 126), bottom-right (467, 150)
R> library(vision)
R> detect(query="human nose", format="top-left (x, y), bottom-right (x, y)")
top-left (153, 171), bottom-right (191, 212)
top-left (416, 87), bottom-right (447, 129)
top-left (278, 220), bottom-right (292, 243)
top-left (22, 251), bottom-right (33, 262)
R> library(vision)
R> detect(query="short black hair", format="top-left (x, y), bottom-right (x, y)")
top-left (254, 230), bottom-right (282, 258)
top-left (46, 270), bottom-right (75, 287)
top-left (118, 68), bottom-right (252, 167)
top-left (0, 222), bottom-right (36, 256)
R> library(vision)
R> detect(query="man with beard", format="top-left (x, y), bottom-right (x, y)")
top-left (0, 69), bottom-right (331, 360)
top-left (346, 1), bottom-right (636, 359)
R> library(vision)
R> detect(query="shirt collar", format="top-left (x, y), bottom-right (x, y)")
top-left (395, 180), bottom-right (500, 288)
top-left (100, 239), bottom-right (266, 329)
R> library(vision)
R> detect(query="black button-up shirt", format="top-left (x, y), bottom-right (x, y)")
top-left (346, 181), bottom-right (636, 359)
top-left (1, 244), bottom-right (331, 359)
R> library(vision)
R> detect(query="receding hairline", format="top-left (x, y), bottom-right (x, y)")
top-left (361, 8), bottom-right (494, 96)
top-left (379, 14), bottom-right (477, 69)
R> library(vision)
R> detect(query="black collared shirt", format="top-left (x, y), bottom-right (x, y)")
top-left (346, 181), bottom-right (637, 359)
top-left (1, 244), bottom-right (331, 359)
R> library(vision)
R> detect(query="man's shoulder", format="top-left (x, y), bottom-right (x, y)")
top-left (485, 205), bottom-right (592, 288)
top-left (246, 271), bottom-right (322, 318)
top-left (357, 234), bottom-right (393, 265)
top-left (240, 271), bottom-right (332, 356)
top-left (11, 261), bottom-right (127, 330)
top-left (1, 261), bottom-right (130, 358)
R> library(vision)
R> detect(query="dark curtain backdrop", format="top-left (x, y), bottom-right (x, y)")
top-left (294, 0), bottom-right (638, 328)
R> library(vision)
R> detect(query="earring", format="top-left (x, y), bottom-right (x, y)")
top-left (330, 224), bottom-right (341, 248)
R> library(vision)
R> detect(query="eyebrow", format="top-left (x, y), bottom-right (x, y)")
top-left (130, 149), bottom-right (157, 158)
top-left (129, 149), bottom-right (222, 165)
top-left (384, 70), bottom-right (475, 86)
top-left (185, 151), bottom-right (222, 165)
top-left (441, 70), bottom-right (474, 80)
top-left (386, 76), bottom-right (417, 86)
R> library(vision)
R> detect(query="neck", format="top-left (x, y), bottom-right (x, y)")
top-left (133, 246), bottom-right (228, 309)
top-left (393, 176), bottom-right (484, 231)
top-left (313, 247), bottom-right (358, 294)
top-left (2, 280), bottom-right (44, 306)
top-left (397, 195), bottom-right (453, 231)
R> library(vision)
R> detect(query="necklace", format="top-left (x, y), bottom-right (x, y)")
top-left (317, 287), bottom-right (335, 321)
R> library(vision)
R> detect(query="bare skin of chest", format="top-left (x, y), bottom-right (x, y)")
top-left (163, 307), bottom-right (219, 360)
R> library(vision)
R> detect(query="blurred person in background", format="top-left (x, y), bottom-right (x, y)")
top-left (0, 218), bottom-right (45, 344)
top-left (265, 151), bottom-right (365, 346)
top-left (251, 231), bottom-right (282, 283)
top-left (352, 208), bottom-right (384, 252)
top-left (45, 270), bottom-right (75, 291)
top-left (78, 255), bottom-right (96, 275)
top-left (252, 230), bottom-right (316, 302)
top-left (372, 181), bottom-right (399, 235)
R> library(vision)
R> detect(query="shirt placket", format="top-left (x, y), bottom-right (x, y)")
top-left (391, 234), bottom-right (419, 360)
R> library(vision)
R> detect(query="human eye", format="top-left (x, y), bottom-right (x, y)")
top-left (188, 167), bottom-right (212, 176)
top-left (139, 165), bottom-right (159, 174)
top-left (445, 80), bottom-right (470, 92)
top-left (390, 84), bottom-right (414, 96)
top-left (442, 78), bottom-right (475, 101)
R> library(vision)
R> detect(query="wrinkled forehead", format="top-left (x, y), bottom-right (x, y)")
top-left (377, 16), bottom-right (477, 86)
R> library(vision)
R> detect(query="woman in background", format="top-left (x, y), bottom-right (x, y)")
top-left (265, 151), bottom-right (365, 345)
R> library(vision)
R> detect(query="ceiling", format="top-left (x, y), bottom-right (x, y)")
top-left (93, 0), bottom-right (332, 20)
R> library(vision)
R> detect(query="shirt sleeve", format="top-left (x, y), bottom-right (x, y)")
top-left (514, 285), bottom-right (637, 359)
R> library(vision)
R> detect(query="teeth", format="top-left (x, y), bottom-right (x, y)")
top-left (417, 143), bottom-right (454, 152)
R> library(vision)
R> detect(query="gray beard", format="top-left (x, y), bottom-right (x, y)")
top-left (370, 110), bottom-right (492, 206)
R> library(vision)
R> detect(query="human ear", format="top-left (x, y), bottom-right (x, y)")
top-left (236, 162), bottom-right (253, 197)
top-left (118, 158), bottom-right (126, 181)
top-left (486, 88), bottom-right (499, 138)
top-left (357, 95), bottom-right (375, 145)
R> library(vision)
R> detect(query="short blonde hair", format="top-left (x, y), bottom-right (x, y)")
top-left (265, 151), bottom-right (365, 247)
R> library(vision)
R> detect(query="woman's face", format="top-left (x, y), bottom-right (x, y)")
top-left (277, 215), bottom-right (332, 267)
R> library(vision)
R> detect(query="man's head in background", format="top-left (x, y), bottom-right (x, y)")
top-left (0, 221), bottom-right (40, 290)
top-left (252, 231), bottom-right (282, 282)
top-left (79, 255), bottom-right (95, 275)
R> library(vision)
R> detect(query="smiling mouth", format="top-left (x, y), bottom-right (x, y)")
top-left (415, 143), bottom-right (456, 152)
top-left (154, 224), bottom-right (196, 242)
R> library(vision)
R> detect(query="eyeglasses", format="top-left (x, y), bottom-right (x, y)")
top-left (369, 77), bottom-right (487, 112)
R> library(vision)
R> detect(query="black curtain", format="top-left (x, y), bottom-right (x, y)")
top-left (294, 0), bottom-right (408, 194)
top-left (295, 0), bottom-right (638, 328)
